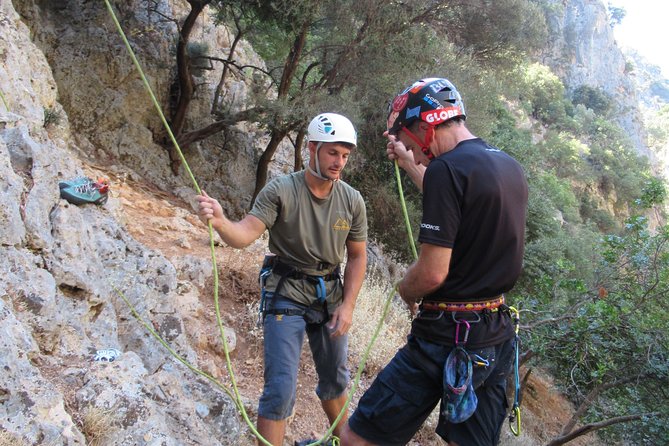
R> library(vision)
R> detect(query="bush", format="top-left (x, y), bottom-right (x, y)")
top-left (43, 106), bottom-right (61, 127)
top-left (572, 85), bottom-right (613, 116)
top-left (520, 63), bottom-right (571, 126)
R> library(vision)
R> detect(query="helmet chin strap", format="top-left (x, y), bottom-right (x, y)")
top-left (402, 126), bottom-right (435, 160)
top-left (307, 142), bottom-right (336, 181)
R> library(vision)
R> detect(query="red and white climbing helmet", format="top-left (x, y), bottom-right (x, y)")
top-left (386, 77), bottom-right (466, 136)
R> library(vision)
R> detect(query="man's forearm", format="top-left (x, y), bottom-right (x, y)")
top-left (341, 252), bottom-right (367, 308)
top-left (211, 215), bottom-right (265, 249)
top-left (399, 244), bottom-right (451, 305)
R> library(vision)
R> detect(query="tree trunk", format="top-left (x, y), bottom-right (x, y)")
top-left (251, 130), bottom-right (288, 205)
top-left (168, 0), bottom-right (211, 174)
top-left (176, 108), bottom-right (258, 148)
top-left (293, 127), bottom-right (306, 172)
top-left (251, 20), bottom-right (310, 205)
top-left (560, 374), bottom-right (648, 436)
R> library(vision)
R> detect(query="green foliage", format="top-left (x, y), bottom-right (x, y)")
top-left (43, 107), bottom-right (61, 128)
top-left (488, 102), bottom-right (535, 168)
top-left (520, 63), bottom-right (571, 125)
top-left (635, 177), bottom-right (667, 210)
top-left (535, 130), bottom-right (586, 177)
top-left (438, 0), bottom-right (548, 69)
top-left (608, 5), bottom-right (626, 26)
top-left (572, 85), bottom-right (613, 116)
top-left (646, 104), bottom-right (669, 150)
top-left (523, 216), bottom-right (669, 442)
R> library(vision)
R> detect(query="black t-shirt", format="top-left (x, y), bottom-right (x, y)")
top-left (411, 138), bottom-right (528, 348)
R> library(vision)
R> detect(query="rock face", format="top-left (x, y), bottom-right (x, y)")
top-left (540, 0), bottom-right (649, 157)
top-left (1, 1), bottom-right (252, 444)
top-left (11, 0), bottom-right (290, 219)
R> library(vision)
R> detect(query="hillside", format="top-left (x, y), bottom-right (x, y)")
top-left (2, 0), bottom-right (667, 444)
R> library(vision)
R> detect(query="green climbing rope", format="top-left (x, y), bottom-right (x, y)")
top-left (0, 89), bottom-right (9, 112)
top-left (394, 160), bottom-right (418, 260)
top-left (103, 3), bottom-right (421, 445)
top-left (112, 285), bottom-right (240, 408)
top-left (101, 1), bottom-right (270, 444)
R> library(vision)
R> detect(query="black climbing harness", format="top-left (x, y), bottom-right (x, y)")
top-left (257, 254), bottom-right (341, 326)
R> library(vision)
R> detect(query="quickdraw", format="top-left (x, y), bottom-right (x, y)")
top-left (508, 306), bottom-right (522, 436)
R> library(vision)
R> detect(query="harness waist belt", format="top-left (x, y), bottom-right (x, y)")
top-left (420, 295), bottom-right (505, 313)
top-left (272, 259), bottom-right (340, 281)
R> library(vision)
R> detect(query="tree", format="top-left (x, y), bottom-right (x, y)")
top-left (525, 215), bottom-right (669, 444)
top-left (572, 85), bottom-right (613, 116)
top-left (608, 5), bottom-right (626, 26)
top-left (159, 0), bottom-right (550, 205)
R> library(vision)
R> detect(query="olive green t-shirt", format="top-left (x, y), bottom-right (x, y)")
top-left (249, 171), bottom-right (367, 305)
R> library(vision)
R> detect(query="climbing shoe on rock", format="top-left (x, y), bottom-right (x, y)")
top-left (59, 176), bottom-right (110, 206)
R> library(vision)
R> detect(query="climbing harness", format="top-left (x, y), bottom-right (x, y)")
top-left (508, 306), bottom-right (522, 436)
top-left (257, 255), bottom-right (341, 326)
top-left (257, 255), bottom-right (275, 325)
top-left (420, 295), bottom-right (505, 313)
top-left (103, 5), bottom-right (379, 445)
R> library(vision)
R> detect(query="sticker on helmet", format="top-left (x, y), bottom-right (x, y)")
top-left (408, 80), bottom-right (427, 94)
top-left (429, 79), bottom-right (452, 93)
top-left (421, 107), bottom-right (462, 124)
top-left (318, 115), bottom-right (334, 135)
top-left (392, 94), bottom-right (409, 111)
top-left (406, 106), bottom-right (421, 119)
top-left (423, 93), bottom-right (443, 109)
top-left (387, 111), bottom-right (399, 129)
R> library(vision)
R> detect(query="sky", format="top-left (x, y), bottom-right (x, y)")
top-left (610, 0), bottom-right (669, 77)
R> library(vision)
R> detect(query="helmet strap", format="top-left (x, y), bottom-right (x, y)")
top-left (402, 125), bottom-right (435, 160)
top-left (307, 142), bottom-right (334, 182)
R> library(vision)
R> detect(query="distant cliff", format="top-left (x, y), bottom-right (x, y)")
top-left (539, 0), bottom-right (651, 158)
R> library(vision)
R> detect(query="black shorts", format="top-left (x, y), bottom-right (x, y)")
top-left (348, 335), bottom-right (515, 446)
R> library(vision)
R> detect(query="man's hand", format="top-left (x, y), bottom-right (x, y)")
top-left (196, 191), bottom-right (224, 230)
top-left (384, 131), bottom-right (415, 170)
top-left (398, 280), bottom-right (419, 317)
top-left (328, 302), bottom-right (354, 337)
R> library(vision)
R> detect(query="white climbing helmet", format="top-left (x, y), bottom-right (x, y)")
top-left (307, 113), bottom-right (357, 146)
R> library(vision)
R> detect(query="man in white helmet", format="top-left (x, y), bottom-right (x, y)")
top-left (196, 113), bottom-right (368, 446)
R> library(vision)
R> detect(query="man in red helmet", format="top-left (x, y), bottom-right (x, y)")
top-left (197, 113), bottom-right (367, 446)
top-left (340, 78), bottom-right (528, 445)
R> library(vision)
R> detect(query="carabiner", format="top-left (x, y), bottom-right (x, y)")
top-left (451, 311), bottom-right (481, 324)
top-left (471, 353), bottom-right (490, 368)
top-left (508, 305), bottom-right (520, 335)
top-left (454, 319), bottom-right (471, 345)
top-left (509, 405), bottom-right (521, 436)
